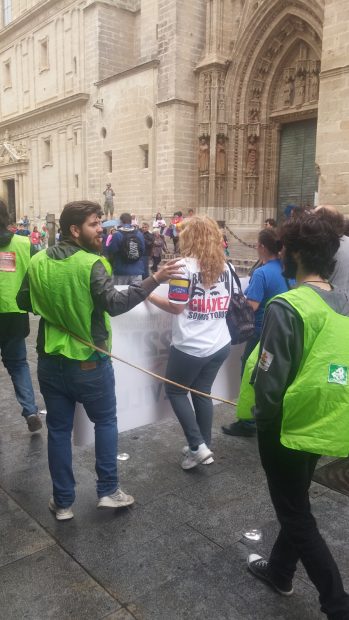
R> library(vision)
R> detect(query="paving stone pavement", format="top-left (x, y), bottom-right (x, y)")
top-left (1, 317), bottom-right (349, 619)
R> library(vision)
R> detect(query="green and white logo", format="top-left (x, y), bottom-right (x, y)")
top-left (328, 364), bottom-right (348, 385)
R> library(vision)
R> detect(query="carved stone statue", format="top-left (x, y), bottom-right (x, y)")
top-left (216, 136), bottom-right (226, 175)
top-left (295, 73), bottom-right (306, 104)
top-left (310, 70), bottom-right (319, 100)
top-left (249, 103), bottom-right (260, 121)
top-left (283, 73), bottom-right (294, 106)
top-left (246, 135), bottom-right (258, 176)
top-left (17, 142), bottom-right (28, 159)
top-left (198, 136), bottom-right (209, 174)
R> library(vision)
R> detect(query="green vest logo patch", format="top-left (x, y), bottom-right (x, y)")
top-left (328, 364), bottom-right (348, 385)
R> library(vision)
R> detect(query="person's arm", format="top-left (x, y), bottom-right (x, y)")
top-left (247, 299), bottom-right (260, 312)
top-left (90, 258), bottom-right (183, 316)
top-left (147, 293), bottom-right (185, 315)
top-left (253, 300), bottom-right (303, 430)
top-left (245, 269), bottom-right (264, 312)
top-left (147, 267), bottom-right (189, 315)
top-left (17, 271), bottom-right (33, 313)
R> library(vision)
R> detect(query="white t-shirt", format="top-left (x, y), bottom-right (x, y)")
top-left (168, 257), bottom-right (234, 357)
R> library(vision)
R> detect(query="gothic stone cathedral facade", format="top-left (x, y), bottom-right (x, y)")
top-left (0, 0), bottom-right (347, 235)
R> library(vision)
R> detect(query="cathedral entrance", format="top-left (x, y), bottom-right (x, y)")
top-left (4, 179), bottom-right (16, 223)
top-left (277, 118), bottom-right (317, 219)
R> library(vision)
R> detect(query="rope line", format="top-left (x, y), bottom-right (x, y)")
top-left (59, 327), bottom-right (237, 408)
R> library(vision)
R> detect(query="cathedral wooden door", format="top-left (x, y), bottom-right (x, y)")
top-left (277, 118), bottom-right (317, 219)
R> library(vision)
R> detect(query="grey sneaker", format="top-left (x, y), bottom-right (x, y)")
top-left (97, 488), bottom-right (135, 509)
top-left (48, 497), bottom-right (74, 521)
top-left (182, 445), bottom-right (214, 465)
top-left (181, 443), bottom-right (213, 470)
top-left (247, 554), bottom-right (294, 596)
top-left (26, 414), bottom-right (42, 433)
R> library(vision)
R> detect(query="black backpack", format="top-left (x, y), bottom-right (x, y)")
top-left (120, 230), bottom-right (143, 262)
top-left (226, 262), bottom-right (255, 345)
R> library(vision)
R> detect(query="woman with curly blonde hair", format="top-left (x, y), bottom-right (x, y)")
top-left (148, 215), bottom-right (233, 469)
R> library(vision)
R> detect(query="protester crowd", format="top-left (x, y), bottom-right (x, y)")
top-left (1, 197), bottom-right (349, 620)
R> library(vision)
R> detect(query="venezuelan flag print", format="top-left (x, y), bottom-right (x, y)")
top-left (168, 278), bottom-right (190, 302)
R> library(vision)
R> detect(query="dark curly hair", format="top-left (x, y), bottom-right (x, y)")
top-left (258, 228), bottom-right (282, 255)
top-left (280, 215), bottom-right (340, 279)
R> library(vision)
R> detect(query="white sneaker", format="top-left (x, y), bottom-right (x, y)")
top-left (181, 443), bottom-right (213, 470)
top-left (48, 497), bottom-right (74, 521)
top-left (97, 488), bottom-right (135, 509)
top-left (182, 445), bottom-right (214, 465)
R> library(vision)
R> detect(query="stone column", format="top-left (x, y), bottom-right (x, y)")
top-left (316, 0), bottom-right (349, 212)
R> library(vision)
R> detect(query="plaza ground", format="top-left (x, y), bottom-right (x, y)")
top-left (1, 317), bottom-right (349, 619)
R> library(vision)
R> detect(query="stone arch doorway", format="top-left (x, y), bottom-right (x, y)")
top-left (225, 1), bottom-right (323, 230)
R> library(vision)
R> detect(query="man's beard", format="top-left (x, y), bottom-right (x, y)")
top-left (79, 232), bottom-right (102, 253)
top-left (282, 250), bottom-right (298, 279)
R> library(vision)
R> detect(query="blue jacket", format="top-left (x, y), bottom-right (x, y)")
top-left (108, 225), bottom-right (145, 276)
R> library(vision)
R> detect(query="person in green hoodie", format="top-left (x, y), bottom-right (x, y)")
top-left (245, 215), bottom-right (349, 620)
top-left (0, 201), bottom-right (41, 432)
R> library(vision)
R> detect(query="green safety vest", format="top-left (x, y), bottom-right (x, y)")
top-left (28, 249), bottom-right (112, 360)
top-left (236, 286), bottom-right (349, 457)
top-left (236, 343), bottom-right (259, 421)
top-left (0, 234), bottom-right (31, 313)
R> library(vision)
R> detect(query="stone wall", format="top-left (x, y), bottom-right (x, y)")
top-left (97, 3), bottom-right (137, 80)
top-left (316, 0), bottom-right (349, 212)
top-left (89, 65), bottom-right (156, 219)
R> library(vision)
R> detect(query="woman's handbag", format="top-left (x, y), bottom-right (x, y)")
top-left (226, 262), bottom-right (255, 345)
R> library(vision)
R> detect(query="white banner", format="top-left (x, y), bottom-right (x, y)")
top-left (73, 279), bottom-right (249, 445)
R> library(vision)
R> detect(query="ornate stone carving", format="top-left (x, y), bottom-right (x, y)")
top-left (249, 102), bottom-right (260, 122)
top-left (294, 62), bottom-right (307, 106)
top-left (252, 79), bottom-right (264, 99)
top-left (203, 72), bottom-right (212, 123)
top-left (215, 176), bottom-right (225, 211)
top-left (309, 63), bottom-right (320, 101)
top-left (230, 5), bottom-right (322, 202)
top-left (266, 38), bottom-right (283, 60)
top-left (246, 134), bottom-right (259, 176)
top-left (198, 136), bottom-right (210, 174)
top-left (216, 135), bottom-right (226, 175)
top-left (0, 140), bottom-right (29, 165)
top-left (217, 71), bottom-right (225, 123)
top-left (199, 176), bottom-right (209, 211)
top-left (283, 69), bottom-right (295, 107)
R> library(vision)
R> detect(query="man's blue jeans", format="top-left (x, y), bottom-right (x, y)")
top-left (1, 336), bottom-right (37, 418)
top-left (38, 356), bottom-right (118, 508)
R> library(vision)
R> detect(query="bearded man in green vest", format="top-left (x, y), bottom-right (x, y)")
top-left (245, 215), bottom-right (349, 620)
top-left (0, 201), bottom-right (41, 432)
top-left (17, 200), bottom-right (181, 521)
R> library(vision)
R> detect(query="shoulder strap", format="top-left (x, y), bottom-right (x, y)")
top-left (227, 261), bottom-right (242, 293)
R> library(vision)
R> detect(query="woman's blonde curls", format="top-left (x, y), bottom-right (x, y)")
top-left (179, 215), bottom-right (226, 288)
